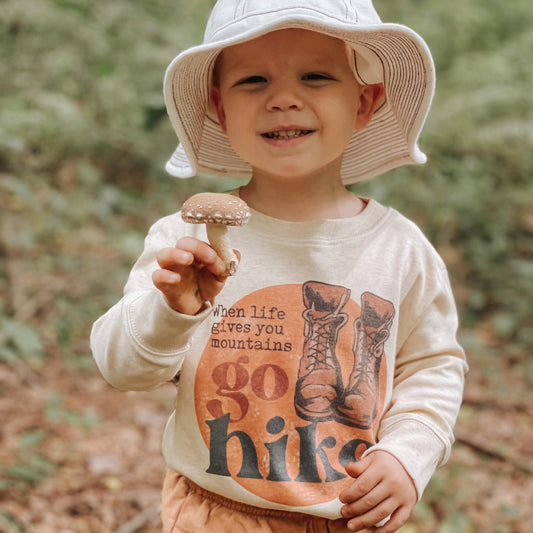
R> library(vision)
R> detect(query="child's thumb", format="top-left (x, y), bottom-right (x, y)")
top-left (344, 456), bottom-right (370, 478)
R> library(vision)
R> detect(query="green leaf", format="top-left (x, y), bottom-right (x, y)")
top-left (19, 429), bottom-right (48, 450)
top-left (0, 319), bottom-right (44, 363)
top-left (1, 464), bottom-right (46, 482)
top-left (0, 512), bottom-right (25, 533)
top-left (437, 511), bottom-right (473, 533)
top-left (44, 393), bottom-right (64, 422)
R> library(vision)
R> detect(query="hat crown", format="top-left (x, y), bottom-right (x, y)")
top-left (205, 0), bottom-right (382, 43)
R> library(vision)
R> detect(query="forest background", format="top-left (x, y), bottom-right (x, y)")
top-left (0, 0), bottom-right (532, 532)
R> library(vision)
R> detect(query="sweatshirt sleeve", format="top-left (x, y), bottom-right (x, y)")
top-left (364, 264), bottom-right (468, 499)
top-left (90, 214), bottom-right (212, 391)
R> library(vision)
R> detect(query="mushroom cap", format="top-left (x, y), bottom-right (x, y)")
top-left (181, 192), bottom-right (251, 226)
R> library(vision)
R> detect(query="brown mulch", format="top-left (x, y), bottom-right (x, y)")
top-left (1, 345), bottom-right (532, 533)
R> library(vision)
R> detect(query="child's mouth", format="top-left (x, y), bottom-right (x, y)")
top-left (262, 129), bottom-right (313, 139)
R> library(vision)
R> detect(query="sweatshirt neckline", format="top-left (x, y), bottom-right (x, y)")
top-left (243, 198), bottom-right (389, 243)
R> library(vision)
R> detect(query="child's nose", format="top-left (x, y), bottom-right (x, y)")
top-left (265, 81), bottom-right (304, 112)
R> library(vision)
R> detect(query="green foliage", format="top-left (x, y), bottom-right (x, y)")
top-left (437, 513), bottom-right (474, 533)
top-left (0, 429), bottom-right (57, 491)
top-left (0, 513), bottom-right (25, 533)
top-left (45, 393), bottom-right (100, 429)
top-left (1, 0), bottom-right (531, 365)
top-left (0, 318), bottom-right (44, 363)
top-left (0, 399), bottom-right (98, 493)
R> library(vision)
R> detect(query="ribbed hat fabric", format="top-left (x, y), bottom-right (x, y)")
top-left (164, 0), bottom-right (435, 185)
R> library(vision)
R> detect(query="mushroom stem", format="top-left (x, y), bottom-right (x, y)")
top-left (206, 224), bottom-right (239, 276)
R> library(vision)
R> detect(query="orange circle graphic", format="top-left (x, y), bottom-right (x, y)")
top-left (195, 283), bottom-right (388, 506)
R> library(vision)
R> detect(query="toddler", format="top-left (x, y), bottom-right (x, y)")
top-left (91, 1), bottom-right (467, 531)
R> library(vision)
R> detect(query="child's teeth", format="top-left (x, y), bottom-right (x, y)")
top-left (266, 130), bottom-right (309, 139)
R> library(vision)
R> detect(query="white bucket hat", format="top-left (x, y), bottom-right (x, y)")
top-left (164, 0), bottom-right (435, 185)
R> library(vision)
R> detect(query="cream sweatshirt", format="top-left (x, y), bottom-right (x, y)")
top-left (91, 199), bottom-right (467, 518)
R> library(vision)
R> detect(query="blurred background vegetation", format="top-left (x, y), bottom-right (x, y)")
top-left (1, 0), bottom-right (532, 532)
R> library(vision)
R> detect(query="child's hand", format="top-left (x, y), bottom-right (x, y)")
top-left (152, 236), bottom-right (233, 315)
top-left (339, 451), bottom-right (417, 533)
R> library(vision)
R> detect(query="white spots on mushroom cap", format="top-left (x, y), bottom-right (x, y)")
top-left (181, 193), bottom-right (251, 226)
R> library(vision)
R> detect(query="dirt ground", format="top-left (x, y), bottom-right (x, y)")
top-left (1, 344), bottom-right (532, 533)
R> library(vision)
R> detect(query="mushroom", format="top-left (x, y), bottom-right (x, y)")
top-left (181, 192), bottom-right (251, 276)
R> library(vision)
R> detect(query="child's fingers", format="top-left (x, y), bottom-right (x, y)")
top-left (175, 236), bottom-right (227, 275)
top-left (340, 481), bottom-right (389, 518)
top-left (152, 240), bottom-right (241, 314)
top-left (345, 497), bottom-right (395, 532)
top-left (341, 452), bottom-right (417, 532)
top-left (344, 458), bottom-right (369, 479)
top-left (156, 246), bottom-right (195, 270)
top-left (152, 268), bottom-right (182, 289)
top-left (339, 458), bottom-right (379, 504)
top-left (152, 266), bottom-right (196, 301)
top-left (175, 236), bottom-right (213, 257)
top-left (152, 266), bottom-right (205, 315)
top-left (374, 505), bottom-right (411, 533)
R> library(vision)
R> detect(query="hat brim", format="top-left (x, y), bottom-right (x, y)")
top-left (164, 18), bottom-right (434, 185)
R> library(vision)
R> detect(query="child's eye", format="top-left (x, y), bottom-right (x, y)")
top-left (236, 75), bottom-right (267, 85)
top-left (302, 73), bottom-right (333, 81)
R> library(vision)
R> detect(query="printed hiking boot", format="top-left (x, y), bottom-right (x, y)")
top-left (294, 281), bottom-right (351, 422)
top-left (336, 292), bottom-right (395, 429)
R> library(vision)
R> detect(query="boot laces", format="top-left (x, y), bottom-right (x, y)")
top-left (303, 311), bottom-right (346, 371)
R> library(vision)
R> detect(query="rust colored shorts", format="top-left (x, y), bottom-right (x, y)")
top-left (161, 470), bottom-right (368, 533)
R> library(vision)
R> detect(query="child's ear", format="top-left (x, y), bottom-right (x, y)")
top-left (210, 86), bottom-right (227, 133)
top-left (354, 83), bottom-right (385, 131)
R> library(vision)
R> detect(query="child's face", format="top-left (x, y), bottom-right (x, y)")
top-left (211, 29), bottom-right (376, 182)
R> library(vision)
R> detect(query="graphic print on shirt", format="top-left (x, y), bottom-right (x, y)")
top-left (295, 282), bottom-right (395, 429)
top-left (195, 282), bottom-right (395, 507)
